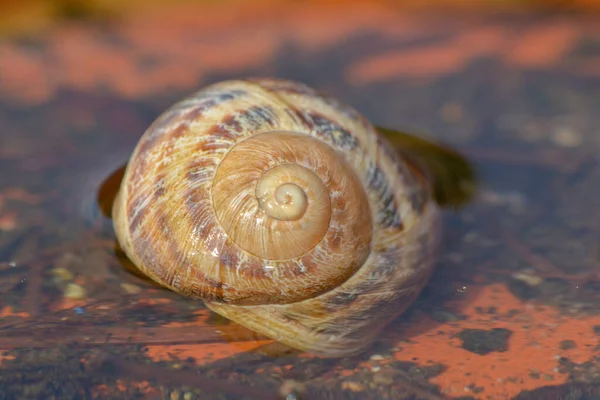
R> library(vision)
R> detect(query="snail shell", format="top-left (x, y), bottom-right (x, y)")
top-left (112, 78), bottom-right (441, 357)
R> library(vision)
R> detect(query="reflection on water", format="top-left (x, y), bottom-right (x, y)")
top-left (0, 1), bottom-right (599, 399)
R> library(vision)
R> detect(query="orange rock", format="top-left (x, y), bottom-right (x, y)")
top-left (390, 283), bottom-right (600, 399)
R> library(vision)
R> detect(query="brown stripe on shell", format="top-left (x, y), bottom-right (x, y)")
top-left (154, 173), bottom-right (166, 198)
top-left (135, 88), bottom-right (247, 159)
top-left (240, 257), bottom-right (265, 279)
top-left (197, 140), bottom-right (231, 153)
top-left (206, 104), bottom-right (279, 141)
top-left (166, 191), bottom-right (236, 302)
top-left (285, 107), bottom-right (313, 129)
top-left (208, 113), bottom-right (241, 140)
top-left (129, 209), bottom-right (188, 293)
top-left (153, 211), bottom-right (186, 286)
top-left (186, 158), bottom-right (216, 184)
top-left (168, 120), bottom-right (191, 140)
top-left (193, 272), bottom-right (225, 302)
top-left (183, 188), bottom-right (212, 228)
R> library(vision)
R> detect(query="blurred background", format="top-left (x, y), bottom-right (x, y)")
top-left (1, 0), bottom-right (600, 38)
top-left (0, 0), bottom-right (600, 35)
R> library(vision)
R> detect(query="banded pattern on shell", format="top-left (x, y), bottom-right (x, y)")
top-left (113, 78), bottom-right (442, 357)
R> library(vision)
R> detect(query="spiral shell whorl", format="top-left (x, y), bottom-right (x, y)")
top-left (113, 79), bottom-right (378, 306)
top-left (211, 130), bottom-right (371, 263)
top-left (113, 77), bottom-right (442, 356)
top-left (255, 166), bottom-right (312, 221)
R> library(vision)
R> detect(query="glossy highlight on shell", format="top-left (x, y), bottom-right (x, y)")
top-left (112, 78), bottom-right (442, 357)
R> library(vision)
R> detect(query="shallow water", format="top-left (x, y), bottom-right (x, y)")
top-left (1, 2), bottom-right (599, 399)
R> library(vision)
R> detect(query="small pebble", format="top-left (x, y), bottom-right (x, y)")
top-left (64, 283), bottom-right (86, 300)
top-left (279, 380), bottom-right (305, 399)
top-left (121, 282), bottom-right (142, 294)
top-left (512, 272), bottom-right (543, 286)
top-left (52, 267), bottom-right (74, 281)
top-left (341, 381), bottom-right (365, 392)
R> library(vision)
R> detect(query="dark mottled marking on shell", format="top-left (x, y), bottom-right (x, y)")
top-left (189, 269), bottom-right (225, 302)
top-left (203, 276), bottom-right (225, 295)
top-left (318, 287), bottom-right (424, 339)
top-left (197, 140), bottom-right (230, 153)
top-left (286, 107), bottom-right (312, 129)
top-left (169, 121), bottom-right (190, 139)
top-left (151, 211), bottom-right (190, 288)
top-left (183, 197), bottom-right (212, 242)
top-left (305, 112), bottom-right (358, 150)
top-left (135, 89), bottom-right (246, 160)
top-left (209, 113), bottom-right (241, 140)
top-left (400, 156), bottom-right (431, 214)
top-left (240, 105), bottom-right (277, 130)
top-left (208, 105), bottom-right (277, 140)
top-left (365, 164), bottom-right (403, 229)
top-left (406, 180), bottom-right (429, 215)
top-left (182, 89), bottom-right (248, 131)
top-left (245, 257), bottom-right (265, 279)
top-left (130, 235), bottom-right (168, 283)
top-left (219, 243), bottom-right (240, 269)
top-left (155, 174), bottom-right (166, 198)
top-left (325, 291), bottom-right (359, 308)
top-left (186, 158), bottom-right (216, 184)
top-left (127, 197), bottom-right (147, 233)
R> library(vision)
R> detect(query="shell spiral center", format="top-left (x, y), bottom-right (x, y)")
top-left (212, 131), bottom-right (336, 261)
